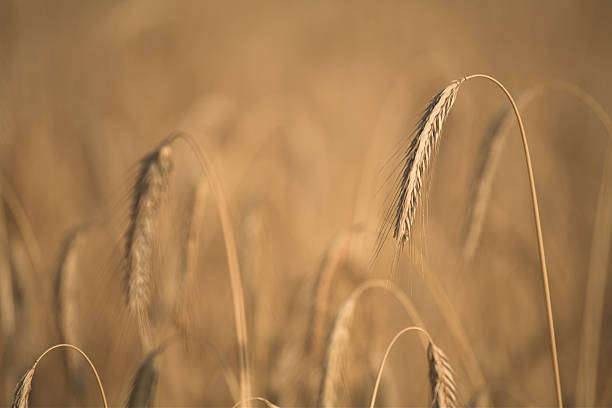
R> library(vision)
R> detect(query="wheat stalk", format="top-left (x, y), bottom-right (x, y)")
top-left (459, 81), bottom-right (612, 407)
top-left (125, 140), bottom-right (173, 352)
top-left (11, 344), bottom-right (107, 408)
top-left (168, 132), bottom-right (251, 405)
top-left (386, 74), bottom-right (562, 407)
top-left (369, 326), bottom-right (442, 408)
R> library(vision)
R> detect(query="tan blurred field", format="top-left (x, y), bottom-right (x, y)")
top-left (1, 1), bottom-right (612, 407)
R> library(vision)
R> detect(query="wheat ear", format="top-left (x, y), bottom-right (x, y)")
top-left (318, 279), bottom-right (426, 407)
top-left (389, 74), bottom-right (562, 407)
top-left (317, 294), bottom-right (356, 408)
top-left (127, 347), bottom-right (164, 408)
top-left (125, 140), bottom-right (173, 352)
top-left (11, 344), bottom-right (107, 408)
top-left (175, 177), bottom-right (209, 334)
top-left (391, 80), bottom-right (462, 247)
top-left (428, 342), bottom-right (458, 408)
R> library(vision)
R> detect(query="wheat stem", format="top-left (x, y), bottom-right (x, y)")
top-left (12, 343), bottom-right (107, 408)
top-left (463, 73), bottom-right (562, 408)
top-left (231, 397), bottom-right (280, 408)
top-left (172, 132), bottom-right (251, 405)
top-left (369, 326), bottom-right (433, 408)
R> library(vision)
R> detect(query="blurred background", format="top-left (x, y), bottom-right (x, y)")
top-left (1, 1), bottom-right (611, 406)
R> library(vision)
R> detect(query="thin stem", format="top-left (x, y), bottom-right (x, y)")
top-left (369, 326), bottom-right (432, 408)
top-left (464, 73), bottom-right (563, 408)
top-left (172, 132), bottom-right (251, 404)
top-left (231, 397), bottom-right (280, 408)
top-left (33, 343), bottom-right (108, 408)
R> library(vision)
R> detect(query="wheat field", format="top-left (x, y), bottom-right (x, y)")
top-left (1, 1), bottom-right (612, 407)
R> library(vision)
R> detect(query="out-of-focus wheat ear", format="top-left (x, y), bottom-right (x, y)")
top-left (462, 88), bottom-right (541, 261)
top-left (306, 226), bottom-right (362, 356)
top-left (184, 178), bottom-right (208, 290)
top-left (386, 80), bottom-right (462, 249)
top-left (428, 342), bottom-right (458, 408)
top-left (55, 226), bottom-right (88, 394)
top-left (0, 173), bottom-right (43, 279)
top-left (317, 296), bottom-right (356, 407)
top-left (11, 344), bottom-right (108, 408)
top-left (127, 349), bottom-right (161, 408)
top-left (124, 140), bottom-right (173, 352)
top-left (175, 177), bottom-right (208, 334)
top-left (1, 194), bottom-right (17, 400)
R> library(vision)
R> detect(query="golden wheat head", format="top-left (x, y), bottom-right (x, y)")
top-left (125, 143), bottom-right (173, 318)
top-left (390, 80), bottom-right (462, 247)
top-left (11, 367), bottom-right (35, 408)
top-left (318, 296), bottom-right (357, 407)
top-left (427, 342), bottom-right (457, 408)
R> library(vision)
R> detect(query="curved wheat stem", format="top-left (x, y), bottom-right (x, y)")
top-left (461, 82), bottom-right (612, 407)
top-left (387, 74), bottom-right (562, 407)
top-left (129, 132), bottom-right (250, 404)
top-left (370, 327), bottom-right (457, 408)
top-left (170, 132), bottom-right (251, 405)
top-left (231, 397), bottom-right (280, 408)
top-left (466, 73), bottom-right (561, 407)
top-left (318, 279), bottom-right (425, 407)
top-left (11, 344), bottom-right (107, 408)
